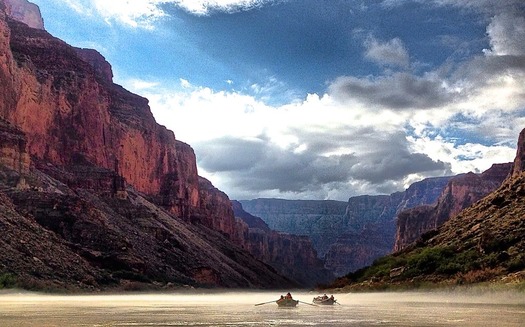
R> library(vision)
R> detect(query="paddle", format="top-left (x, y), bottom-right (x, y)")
top-left (254, 300), bottom-right (277, 306)
top-left (299, 300), bottom-right (318, 306)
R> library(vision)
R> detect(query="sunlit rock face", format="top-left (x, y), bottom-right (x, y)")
top-left (512, 129), bottom-right (525, 178)
top-left (4, 0), bottom-right (43, 30)
top-left (232, 201), bottom-right (334, 287)
top-left (0, 0), bottom-right (295, 290)
top-left (394, 163), bottom-right (512, 252)
top-left (1, 4), bottom-right (238, 239)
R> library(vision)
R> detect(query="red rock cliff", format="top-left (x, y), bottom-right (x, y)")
top-left (0, 1), bottom-right (237, 240)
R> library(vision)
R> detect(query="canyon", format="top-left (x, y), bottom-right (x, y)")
top-left (0, 0), bottom-right (521, 292)
top-left (328, 129), bottom-right (525, 289)
top-left (0, 0), bottom-right (327, 290)
top-left (241, 177), bottom-right (453, 276)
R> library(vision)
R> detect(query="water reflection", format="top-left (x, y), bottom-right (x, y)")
top-left (0, 290), bottom-right (524, 326)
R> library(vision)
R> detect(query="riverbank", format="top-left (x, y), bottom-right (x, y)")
top-left (325, 270), bottom-right (525, 293)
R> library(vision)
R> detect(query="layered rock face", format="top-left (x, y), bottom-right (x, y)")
top-left (232, 201), bottom-right (334, 287)
top-left (0, 0), bottom-right (299, 290)
top-left (239, 199), bottom-right (349, 257)
top-left (241, 177), bottom-right (452, 277)
top-left (0, 117), bottom-right (29, 174)
top-left (394, 163), bottom-right (512, 252)
top-left (1, 3), bottom-right (238, 239)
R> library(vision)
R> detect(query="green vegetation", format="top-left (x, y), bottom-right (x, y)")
top-left (0, 273), bottom-right (17, 289)
top-left (328, 245), bottom-right (524, 290)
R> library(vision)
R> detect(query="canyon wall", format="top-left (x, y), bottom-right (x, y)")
top-left (232, 201), bottom-right (334, 287)
top-left (394, 163), bottom-right (512, 251)
top-left (0, 0), bottom-right (294, 290)
top-left (0, 0), bottom-right (331, 289)
top-left (1, 5), bottom-right (237, 239)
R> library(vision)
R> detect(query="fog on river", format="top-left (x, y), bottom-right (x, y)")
top-left (0, 290), bottom-right (524, 326)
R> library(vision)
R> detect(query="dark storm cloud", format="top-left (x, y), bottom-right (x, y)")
top-left (195, 129), bottom-right (449, 197)
top-left (328, 73), bottom-right (458, 110)
top-left (196, 136), bottom-right (359, 193)
top-left (344, 131), bottom-right (450, 183)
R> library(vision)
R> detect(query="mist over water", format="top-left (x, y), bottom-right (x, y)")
top-left (1, 290), bottom-right (524, 326)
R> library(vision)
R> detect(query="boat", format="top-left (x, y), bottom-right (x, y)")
top-left (313, 296), bottom-right (337, 305)
top-left (276, 297), bottom-right (299, 308)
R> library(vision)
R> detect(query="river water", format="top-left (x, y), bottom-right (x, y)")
top-left (0, 290), bottom-right (524, 326)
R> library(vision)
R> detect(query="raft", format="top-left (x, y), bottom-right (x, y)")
top-left (312, 296), bottom-right (337, 305)
top-left (276, 297), bottom-right (299, 307)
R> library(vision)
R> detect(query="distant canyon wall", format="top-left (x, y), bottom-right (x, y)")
top-left (240, 177), bottom-right (452, 277)
top-left (232, 201), bottom-right (334, 287)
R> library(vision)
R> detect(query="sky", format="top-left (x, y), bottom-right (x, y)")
top-left (30, 0), bottom-right (525, 201)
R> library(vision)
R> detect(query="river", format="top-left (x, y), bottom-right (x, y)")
top-left (0, 290), bottom-right (524, 326)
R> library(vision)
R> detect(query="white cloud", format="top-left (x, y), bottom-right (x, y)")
top-left (55, 0), bottom-right (284, 28)
top-left (364, 36), bottom-right (410, 68)
top-left (484, 11), bottom-right (525, 56)
top-left (53, 0), bottom-right (166, 28)
top-left (121, 71), bottom-right (520, 201)
top-left (171, 0), bottom-right (281, 16)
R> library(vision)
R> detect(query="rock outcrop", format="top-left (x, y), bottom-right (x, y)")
top-left (0, 117), bottom-right (29, 174)
top-left (232, 201), bottom-right (334, 287)
top-left (4, 0), bottom-right (43, 30)
top-left (394, 163), bottom-right (512, 251)
top-left (0, 0), bottom-right (300, 290)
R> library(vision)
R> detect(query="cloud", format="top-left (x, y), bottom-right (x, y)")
top-left (194, 128), bottom-right (448, 200)
top-left (55, 0), bottom-right (166, 28)
top-left (328, 72), bottom-right (459, 110)
top-left (55, 0), bottom-right (284, 28)
top-left (484, 11), bottom-right (525, 56)
top-left (364, 36), bottom-right (410, 68)
top-left (115, 0), bottom-right (524, 201)
top-left (170, 0), bottom-right (283, 16)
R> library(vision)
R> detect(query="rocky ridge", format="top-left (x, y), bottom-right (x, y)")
top-left (394, 163), bottom-right (512, 252)
top-left (327, 129), bottom-right (525, 290)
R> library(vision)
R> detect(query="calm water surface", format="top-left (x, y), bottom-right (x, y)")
top-left (0, 290), bottom-right (524, 326)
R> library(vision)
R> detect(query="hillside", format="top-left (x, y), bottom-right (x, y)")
top-left (326, 129), bottom-right (525, 290)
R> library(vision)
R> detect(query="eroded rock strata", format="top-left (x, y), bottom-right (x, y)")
top-left (241, 177), bottom-right (452, 276)
top-left (0, 0), bottom-right (306, 290)
top-left (232, 201), bottom-right (334, 287)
